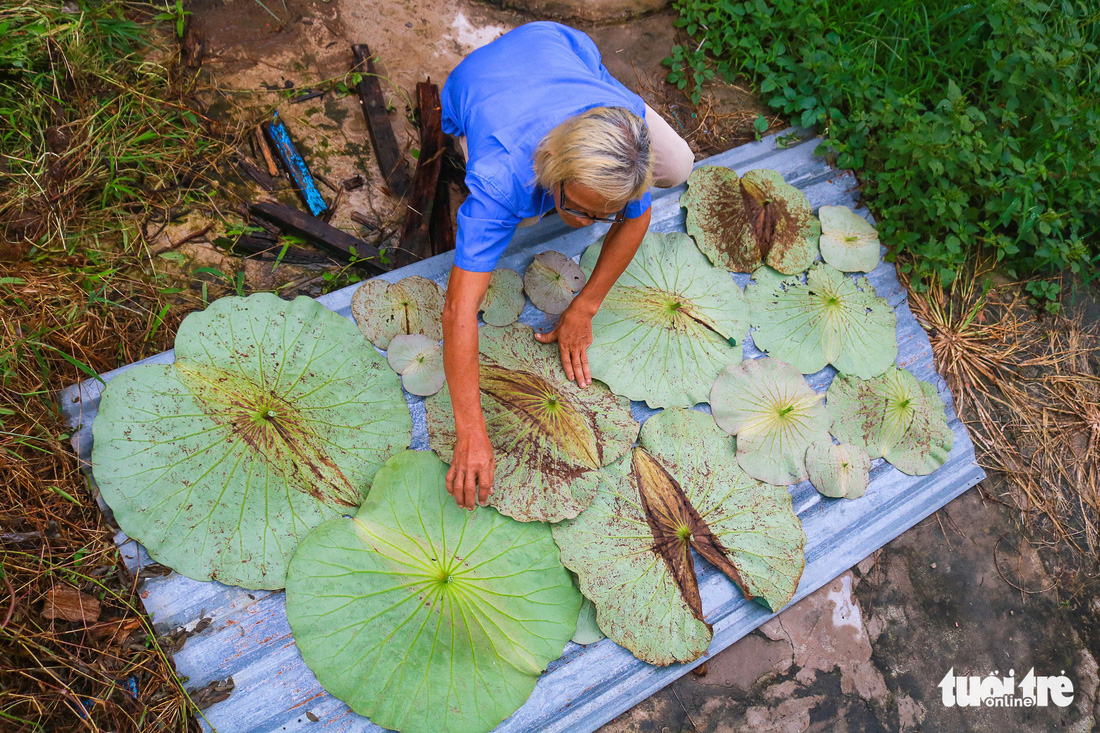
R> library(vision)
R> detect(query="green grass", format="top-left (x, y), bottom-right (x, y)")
top-left (666, 0), bottom-right (1100, 309)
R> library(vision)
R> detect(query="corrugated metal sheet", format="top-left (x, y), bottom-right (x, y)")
top-left (59, 129), bottom-right (985, 733)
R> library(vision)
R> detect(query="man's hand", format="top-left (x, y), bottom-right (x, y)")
top-left (535, 302), bottom-right (594, 388)
top-left (446, 429), bottom-right (495, 510)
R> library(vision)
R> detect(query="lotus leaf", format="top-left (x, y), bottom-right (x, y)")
top-left (387, 333), bottom-right (445, 396)
top-left (553, 408), bottom-right (805, 665)
top-left (480, 268), bottom-right (525, 326)
top-left (682, 166), bottom-right (820, 274)
top-left (426, 322), bottom-right (637, 522)
top-left (523, 250), bottom-right (586, 314)
top-left (711, 358), bottom-right (829, 485)
top-left (286, 450), bottom-right (580, 733)
top-left (827, 366), bottom-right (954, 476)
top-left (746, 262), bottom-right (897, 379)
top-left (818, 205), bottom-right (881, 273)
top-left (580, 230), bottom-right (750, 408)
top-left (351, 275), bottom-right (445, 349)
top-left (91, 294), bottom-right (411, 589)
top-left (805, 440), bottom-right (871, 499)
top-left (573, 597), bottom-right (605, 645)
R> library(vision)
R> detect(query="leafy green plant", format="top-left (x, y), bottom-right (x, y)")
top-left (666, 0), bottom-right (1100, 305)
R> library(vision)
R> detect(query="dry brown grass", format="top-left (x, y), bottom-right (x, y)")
top-left (905, 264), bottom-right (1100, 564)
top-left (1, 267), bottom-right (203, 732)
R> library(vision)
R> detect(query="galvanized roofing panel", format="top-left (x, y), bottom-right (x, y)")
top-left (60, 129), bottom-right (984, 733)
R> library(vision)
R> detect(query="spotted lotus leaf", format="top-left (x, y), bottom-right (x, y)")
top-left (818, 205), bottom-right (880, 273)
top-left (827, 366), bottom-right (954, 476)
top-left (805, 440), bottom-right (871, 499)
top-left (286, 450), bottom-right (580, 733)
top-left (386, 333), bottom-right (445, 396)
top-left (580, 230), bottom-right (750, 409)
top-left (351, 275), bottom-right (445, 349)
top-left (523, 250), bottom-right (586, 314)
top-left (91, 294), bottom-right (411, 589)
top-left (553, 408), bottom-right (805, 665)
top-left (480, 268), bottom-right (525, 326)
top-left (682, 166), bottom-right (820, 274)
top-left (426, 323), bottom-right (637, 522)
top-left (746, 262), bottom-right (897, 379)
top-left (711, 358), bottom-right (830, 485)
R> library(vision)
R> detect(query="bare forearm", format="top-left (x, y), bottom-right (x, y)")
top-left (443, 302), bottom-right (486, 437)
top-left (573, 207), bottom-right (651, 315)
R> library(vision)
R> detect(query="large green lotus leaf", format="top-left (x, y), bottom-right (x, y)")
top-left (480, 268), bottom-right (525, 326)
top-left (553, 408), bottom-right (805, 664)
top-left (747, 262), bottom-right (897, 379)
top-left (711, 358), bottom-right (830, 485)
top-left (818, 205), bottom-right (880, 273)
top-left (523, 250), bottom-right (586, 315)
top-left (580, 230), bottom-right (750, 408)
top-left (805, 440), bottom-right (871, 499)
top-left (426, 323), bottom-right (637, 522)
top-left (91, 294), bottom-right (412, 589)
top-left (286, 450), bottom-right (580, 733)
top-left (827, 367), bottom-right (954, 476)
top-left (387, 333), bottom-right (445, 396)
top-left (351, 275), bottom-right (445, 349)
top-left (682, 166), bottom-right (820, 274)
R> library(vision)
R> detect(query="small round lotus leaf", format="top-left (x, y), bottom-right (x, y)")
top-left (805, 441), bottom-right (871, 499)
top-left (710, 358), bottom-right (830, 485)
top-left (580, 230), bottom-right (750, 408)
top-left (827, 367), bottom-right (954, 476)
top-left (553, 409), bottom-right (805, 664)
top-left (92, 294), bottom-right (412, 589)
top-left (818, 205), bottom-right (881, 273)
top-left (426, 323), bottom-right (638, 522)
top-left (351, 275), bottom-right (445, 349)
top-left (286, 450), bottom-right (580, 733)
top-left (523, 250), bottom-right (586, 314)
top-left (480, 268), bottom-right (525, 326)
top-left (682, 166), bottom-right (820, 274)
top-left (573, 597), bottom-right (606, 645)
top-left (386, 333), bottom-right (445, 397)
top-left (747, 262), bottom-right (897, 379)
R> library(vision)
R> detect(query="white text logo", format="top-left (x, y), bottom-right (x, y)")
top-left (938, 668), bottom-right (1074, 707)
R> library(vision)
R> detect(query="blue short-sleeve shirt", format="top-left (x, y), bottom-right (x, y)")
top-left (441, 22), bottom-right (652, 272)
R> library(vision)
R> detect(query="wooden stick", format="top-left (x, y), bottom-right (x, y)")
top-left (249, 201), bottom-right (389, 272)
top-left (397, 80), bottom-right (445, 266)
top-left (429, 180), bottom-right (454, 256)
top-left (351, 45), bottom-right (412, 197)
top-left (254, 125), bottom-right (279, 177)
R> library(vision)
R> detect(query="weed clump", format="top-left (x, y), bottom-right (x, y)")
top-left (666, 0), bottom-right (1100, 309)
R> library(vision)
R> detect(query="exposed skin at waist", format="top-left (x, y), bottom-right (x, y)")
top-left (442, 180), bottom-right (651, 510)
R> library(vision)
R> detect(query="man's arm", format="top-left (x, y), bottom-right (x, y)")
top-left (535, 206), bottom-right (651, 387)
top-left (442, 266), bottom-right (495, 510)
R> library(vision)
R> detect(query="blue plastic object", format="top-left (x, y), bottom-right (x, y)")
top-left (263, 111), bottom-right (328, 217)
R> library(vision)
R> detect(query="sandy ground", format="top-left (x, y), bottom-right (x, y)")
top-left (169, 1), bottom-right (1099, 730)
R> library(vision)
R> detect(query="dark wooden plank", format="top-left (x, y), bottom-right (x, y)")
top-left (397, 80), bottom-right (446, 267)
top-left (351, 44), bottom-right (411, 197)
top-left (429, 180), bottom-right (454, 256)
top-left (249, 201), bottom-right (389, 273)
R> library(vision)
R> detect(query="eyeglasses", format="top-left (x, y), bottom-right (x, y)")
top-left (558, 181), bottom-right (627, 224)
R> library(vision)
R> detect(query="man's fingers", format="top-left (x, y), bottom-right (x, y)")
top-left (580, 349), bottom-right (592, 387)
top-left (445, 465), bottom-right (457, 496)
top-left (462, 469), bottom-right (478, 511)
top-left (478, 466), bottom-right (494, 506)
top-left (560, 344), bottom-right (576, 381)
top-left (535, 327), bottom-right (559, 343)
top-left (571, 350), bottom-right (587, 388)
